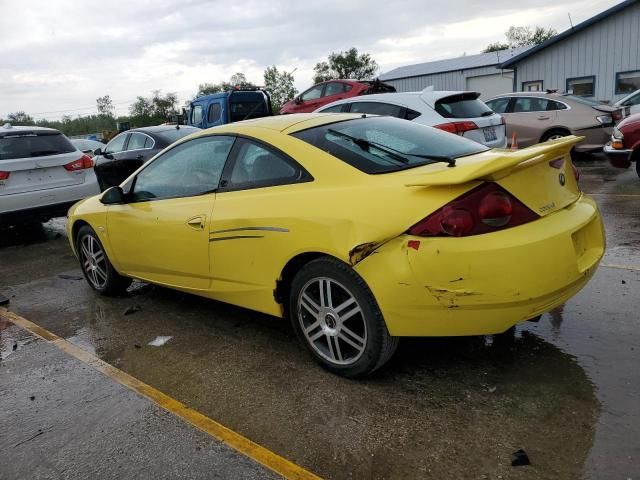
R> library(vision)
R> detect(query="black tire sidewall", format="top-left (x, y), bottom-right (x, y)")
top-left (541, 129), bottom-right (569, 143)
top-left (289, 258), bottom-right (389, 378)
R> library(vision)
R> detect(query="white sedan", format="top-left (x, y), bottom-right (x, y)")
top-left (315, 88), bottom-right (507, 148)
top-left (0, 124), bottom-right (100, 225)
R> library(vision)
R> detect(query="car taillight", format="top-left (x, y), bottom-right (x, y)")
top-left (64, 154), bottom-right (94, 171)
top-left (408, 183), bottom-right (539, 237)
top-left (0, 171), bottom-right (9, 180)
top-left (434, 121), bottom-right (479, 135)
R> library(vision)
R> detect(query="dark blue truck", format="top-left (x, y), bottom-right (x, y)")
top-left (185, 87), bottom-right (273, 129)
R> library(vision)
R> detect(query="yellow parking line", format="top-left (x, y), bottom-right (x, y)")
top-left (1, 309), bottom-right (321, 480)
top-left (601, 263), bottom-right (640, 272)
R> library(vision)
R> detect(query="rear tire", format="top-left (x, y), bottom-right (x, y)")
top-left (289, 257), bottom-right (398, 378)
top-left (540, 129), bottom-right (570, 143)
top-left (76, 225), bottom-right (132, 295)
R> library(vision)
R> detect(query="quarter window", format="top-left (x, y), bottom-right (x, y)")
top-left (131, 136), bottom-right (235, 201)
top-left (226, 139), bottom-right (307, 189)
top-left (321, 105), bottom-right (347, 113)
top-left (349, 102), bottom-right (404, 118)
top-left (616, 71), bottom-right (640, 95)
top-left (546, 100), bottom-right (568, 111)
top-left (566, 76), bottom-right (595, 97)
top-left (105, 134), bottom-right (127, 154)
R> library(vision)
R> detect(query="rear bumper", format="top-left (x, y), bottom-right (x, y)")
top-left (0, 176), bottom-right (99, 223)
top-left (0, 201), bottom-right (79, 224)
top-left (355, 195), bottom-right (604, 336)
top-left (603, 143), bottom-right (634, 168)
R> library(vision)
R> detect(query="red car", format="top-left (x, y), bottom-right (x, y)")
top-left (279, 79), bottom-right (396, 114)
top-left (604, 113), bottom-right (640, 177)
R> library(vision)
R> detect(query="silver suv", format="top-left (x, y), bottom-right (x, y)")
top-left (0, 124), bottom-right (100, 225)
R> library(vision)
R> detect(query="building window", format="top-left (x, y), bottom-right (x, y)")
top-left (522, 80), bottom-right (543, 92)
top-left (566, 76), bottom-right (595, 97)
top-left (615, 71), bottom-right (640, 95)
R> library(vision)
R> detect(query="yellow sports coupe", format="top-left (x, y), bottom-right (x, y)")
top-left (67, 113), bottom-right (605, 377)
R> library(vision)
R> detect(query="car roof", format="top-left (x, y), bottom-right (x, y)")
top-left (0, 124), bottom-right (62, 137)
top-left (129, 125), bottom-right (200, 135)
top-left (317, 89), bottom-right (480, 111)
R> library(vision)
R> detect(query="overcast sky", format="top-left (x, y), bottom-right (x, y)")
top-left (0, 0), bottom-right (621, 120)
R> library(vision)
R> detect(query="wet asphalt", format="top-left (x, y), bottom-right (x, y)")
top-left (0, 155), bottom-right (638, 479)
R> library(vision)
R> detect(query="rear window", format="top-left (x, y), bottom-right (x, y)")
top-left (230, 100), bottom-right (268, 122)
top-left (291, 116), bottom-right (487, 174)
top-left (435, 93), bottom-right (493, 119)
top-left (155, 126), bottom-right (200, 144)
top-left (562, 95), bottom-right (602, 107)
top-left (0, 131), bottom-right (75, 160)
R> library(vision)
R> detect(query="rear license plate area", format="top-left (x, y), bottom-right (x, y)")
top-left (483, 126), bottom-right (497, 142)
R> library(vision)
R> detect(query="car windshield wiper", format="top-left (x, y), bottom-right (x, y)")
top-left (327, 129), bottom-right (409, 165)
top-left (358, 136), bottom-right (457, 168)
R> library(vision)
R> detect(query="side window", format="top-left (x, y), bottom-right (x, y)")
top-left (127, 133), bottom-right (147, 151)
top-left (226, 140), bottom-right (307, 189)
top-left (547, 100), bottom-right (568, 111)
top-left (208, 103), bottom-right (222, 123)
top-left (191, 105), bottom-right (204, 125)
top-left (131, 136), bottom-right (235, 201)
top-left (513, 98), bottom-right (549, 113)
top-left (486, 98), bottom-right (510, 113)
top-left (105, 133), bottom-right (127, 154)
top-left (321, 104), bottom-right (347, 113)
top-left (344, 84), bottom-right (353, 92)
top-left (405, 108), bottom-right (422, 120)
top-left (324, 82), bottom-right (345, 97)
top-left (349, 102), bottom-right (404, 118)
top-left (301, 85), bottom-right (324, 101)
top-left (144, 135), bottom-right (155, 148)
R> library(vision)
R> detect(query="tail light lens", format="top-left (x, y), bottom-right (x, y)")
top-left (408, 183), bottom-right (539, 237)
top-left (64, 154), bottom-right (94, 171)
top-left (0, 171), bottom-right (10, 180)
top-left (434, 121), bottom-right (479, 135)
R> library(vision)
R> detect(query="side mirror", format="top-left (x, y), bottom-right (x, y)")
top-left (93, 148), bottom-right (102, 156)
top-left (100, 186), bottom-right (126, 205)
top-left (294, 96), bottom-right (302, 105)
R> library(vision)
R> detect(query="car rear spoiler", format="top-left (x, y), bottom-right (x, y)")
top-left (404, 136), bottom-right (584, 187)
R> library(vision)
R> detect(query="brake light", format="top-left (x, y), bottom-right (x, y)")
top-left (64, 154), bottom-right (94, 171)
top-left (408, 183), bottom-right (539, 237)
top-left (434, 121), bottom-right (478, 135)
top-left (0, 171), bottom-right (9, 180)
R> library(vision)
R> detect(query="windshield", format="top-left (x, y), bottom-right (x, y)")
top-left (0, 131), bottom-right (75, 160)
top-left (155, 126), bottom-right (200, 144)
top-left (291, 116), bottom-right (488, 174)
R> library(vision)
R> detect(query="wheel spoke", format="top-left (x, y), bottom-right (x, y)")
top-left (338, 303), bottom-right (362, 323)
top-left (326, 334), bottom-right (336, 360)
top-left (83, 258), bottom-right (91, 270)
top-left (332, 336), bottom-right (343, 361)
top-left (300, 294), bottom-right (320, 316)
top-left (90, 269), bottom-right (99, 286)
top-left (94, 265), bottom-right (107, 281)
top-left (304, 320), bottom-right (321, 335)
top-left (318, 280), bottom-right (326, 307)
top-left (340, 325), bottom-right (365, 350)
top-left (308, 329), bottom-right (325, 342)
top-left (81, 242), bottom-right (91, 259)
top-left (94, 250), bottom-right (104, 264)
top-left (321, 279), bottom-right (333, 308)
top-left (334, 297), bottom-right (356, 315)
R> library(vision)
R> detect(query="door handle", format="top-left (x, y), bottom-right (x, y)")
top-left (186, 215), bottom-right (205, 230)
top-left (538, 116), bottom-right (550, 120)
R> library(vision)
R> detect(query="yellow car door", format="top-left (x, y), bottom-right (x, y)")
top-left (107, 135), bottom-right (236, 290)
top-left (208, 137), bottom-right (313, 314)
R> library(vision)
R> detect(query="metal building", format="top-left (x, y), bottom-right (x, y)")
top-left (379, 47), bottom-right (530, 99)
top-left (500, 0), bottom-right (639, 103)
top-left (379, 0), bottom-right (639, 103)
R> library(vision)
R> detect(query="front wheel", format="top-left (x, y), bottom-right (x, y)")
top-left (289, 257), bottom-right (398, 378)
top-left (76, 225), bottom-right (132, 295)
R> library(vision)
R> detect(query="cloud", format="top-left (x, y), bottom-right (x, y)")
top-left (0, 0), bottom-right (620, 119)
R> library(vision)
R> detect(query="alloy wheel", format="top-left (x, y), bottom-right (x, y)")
top-left (297, 277), bottom-right (368, 365)
top-left (79, 234), bottom-right (108, 289)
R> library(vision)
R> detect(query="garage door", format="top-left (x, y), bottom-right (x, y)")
top-left (466, 72), bottom-right (514, 100)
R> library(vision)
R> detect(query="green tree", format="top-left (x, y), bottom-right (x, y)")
top-left (193, 73), bottom-right (255, 99)
top-left (6, 111), bottom-right (33, 124)
top-left (96, 95), bottom-right (115, 117)
top-left (263, 66), bottom-right (297, 114)
top-left (483, 25), bottom-right (557, 52)
top-left (128, 91), bottom-right (178, 126)
top-left (312, 47), bottom-right (378, 84)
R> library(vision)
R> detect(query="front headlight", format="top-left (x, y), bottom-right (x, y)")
top-left (596, 115), bottom-right (613, 125)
